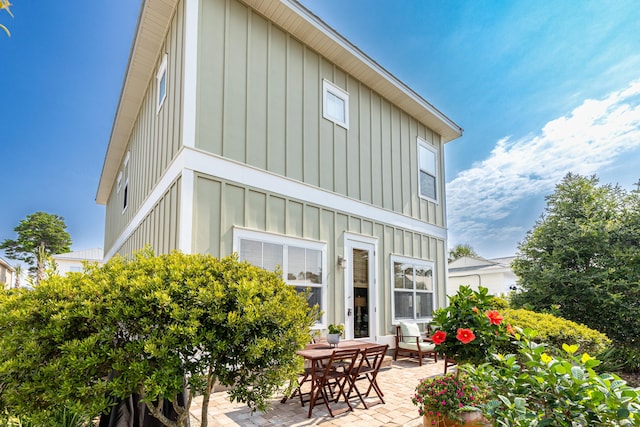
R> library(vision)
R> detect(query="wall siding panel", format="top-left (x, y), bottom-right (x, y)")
top-left (104, 1), bottom-right (185, 254)
top-left (191, 172), bottom-right (446, 336)
top-left (113, 178), bottom-right (181, 258)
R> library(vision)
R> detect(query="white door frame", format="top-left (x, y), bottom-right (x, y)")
top-left (343, 233), bottom-right (378, 341)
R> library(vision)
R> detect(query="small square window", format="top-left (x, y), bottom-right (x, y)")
top-left (323, 80), bottom-right (349, 129)
top-left (156, 53), bottom-right (168, 112)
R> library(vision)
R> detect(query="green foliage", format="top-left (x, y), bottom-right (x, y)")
top-left (0, 0), bottom-right (12, 37)
top-left (327, 323), bottom-right (344, 335)
top-left (0, 212), bottom-right (72, 281)
top-left (501, 308), bottom-right (611, 357)
top-left (412, 372), bottom-right (486, 422)
top-left (448, 243), bottom-right (478, 263)
top-left (431, 286), bottom-right (509, 365)
top-left (511, 173), bottom-right (640, 370)
top-left (463, 328), bottom-right (640, 426)
top-left (0, 250), bottom-right (318, 427)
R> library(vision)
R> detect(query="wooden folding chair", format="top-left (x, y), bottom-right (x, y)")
top-left (307, 348), bottom-right (360, 418)
top-left (347, 344), bottom-right (389, 408)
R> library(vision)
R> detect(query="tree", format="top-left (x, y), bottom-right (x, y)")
top-left (511, 173), bottom-right (640, 369)
top-left (448, 243), bottom-right (478, 263)
top-left (0, 0), bottom-right (12, 37)
top-left (0, 250), bottom-right (318, 426)
top-left (0, 212), bottom-right (72, 285)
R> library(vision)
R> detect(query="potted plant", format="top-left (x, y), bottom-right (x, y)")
top-left (412, 372), bottom-right (489, 426)
top-left (327, 323), bottom-right (344, 347)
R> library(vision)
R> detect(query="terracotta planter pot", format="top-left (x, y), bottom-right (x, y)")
top-left (423, 410), bottom-right (490, 427)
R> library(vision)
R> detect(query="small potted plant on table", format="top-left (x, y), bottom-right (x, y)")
top-left (327, 324), bottom-right (344, 347)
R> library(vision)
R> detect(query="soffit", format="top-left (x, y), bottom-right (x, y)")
top-left (244, 0), bottom-right (463, 142)
top-left (96, 0), bottom-right (179, 204)
top-left (96, 0), bottom-right (462, 204)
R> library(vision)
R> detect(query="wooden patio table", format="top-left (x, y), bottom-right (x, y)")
top-left (295, 340), bottom-right (380, 418)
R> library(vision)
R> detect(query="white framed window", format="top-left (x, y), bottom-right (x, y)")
top-left (122, 151), bottom-right (130, 213)
top-left (116, 171), bottom-right (123, 193)
top-left (234, 228), bottom-right (327, 327)
top-left (322, 79), bottom-right (349, 129)
top-left (391, 255), bottom-right (435, 322)
top-left (418, 138), bottom-right (438, 203)
top-left (156, 53), bottom-right (168, 112)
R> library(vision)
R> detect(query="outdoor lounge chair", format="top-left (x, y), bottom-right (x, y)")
top-left (394, 321), bottom-right (437, 366)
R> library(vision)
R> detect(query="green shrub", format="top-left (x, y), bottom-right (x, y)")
top-left (463, 328), bottom-right (640, 426)
top-left (502, 308), bottom-right (610, 356)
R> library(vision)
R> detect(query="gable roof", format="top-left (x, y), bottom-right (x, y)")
top-left (96, 0), bottom-right (463, 204)
top-left (448, 256), bottom-right (515, 274)
top-left (52, 248), bottom-right (104, 262)
top-left (0, 256), bottom-right (15, 272)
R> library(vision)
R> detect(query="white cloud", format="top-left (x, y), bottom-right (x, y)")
top-left (447, 79), bottom-right (640, 254)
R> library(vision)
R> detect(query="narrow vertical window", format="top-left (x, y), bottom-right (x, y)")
top-left (322, 79), bottom-right (349, 129)
top-left (156, 53), bottom-right (168, 112)
top-left (418, 139), bottom-right (438, 202)
top-left (122, 152), bottom-right (130, 213)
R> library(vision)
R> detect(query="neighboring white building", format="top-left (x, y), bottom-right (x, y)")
top-left (52, 248), bottom-right (104, 275)
top-left (447, 256), bottom-right (517, 297)
top-left (0, 256), bottom-right (15, 289)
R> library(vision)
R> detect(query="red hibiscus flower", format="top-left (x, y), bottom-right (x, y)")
top-left (486, 310), bottom-right (504, 325)
top-left (431, 330), bottom-right (447, 345)
top-left (456, 328), bottom-right (476, 344)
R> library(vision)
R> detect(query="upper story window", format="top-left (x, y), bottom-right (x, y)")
top-left (418, 138), bottom-right (438, 203)
top-left (122, 151), bottom-right (130, 213)
top-left (156, 53), bottom-right (168, 112)
top-left (322, 79), bottom-right (349, 129)
top-left (391, 255), bottom-right (435, 322)
top-left (234, 228), bottom-right (327, 327)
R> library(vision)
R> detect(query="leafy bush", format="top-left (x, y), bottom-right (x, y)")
top-left (0, 250), bottom-right (318, 427)
top-left (431, 286), bottom-right (510, 366)
top-left (464, 328), bottom-right (640, 426)
top-left (501, 308), bottom-right (611, 356)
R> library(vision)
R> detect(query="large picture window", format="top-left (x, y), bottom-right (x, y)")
top-left (418, 139), bottom-right (438, 202)
top-left (391, 255), bottom-right (435, 322)
top-left (234, 229), bottom-right (326, 326)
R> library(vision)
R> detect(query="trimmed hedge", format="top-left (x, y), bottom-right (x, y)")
top-left (502, 308), bottom-right (611, 356)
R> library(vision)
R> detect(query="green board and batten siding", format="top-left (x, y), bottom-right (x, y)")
top-left (196, 0), bottom-right (445, 228)
top-left (104, 1), bottom-right (186, 255)
top-left (193, 173), bottom-right (448, 333)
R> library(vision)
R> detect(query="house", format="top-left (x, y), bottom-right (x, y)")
top-left (96, 0), bottom-right (462, 347)
top-left (0, 256), bottom-right (15, 289)
top-left (51, 248), bottom-right (104, 275)
top-left (447, 256), bottom-right (517, 297)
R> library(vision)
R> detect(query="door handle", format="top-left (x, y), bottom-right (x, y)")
top-left (347, 308), bottom-right (352, 316)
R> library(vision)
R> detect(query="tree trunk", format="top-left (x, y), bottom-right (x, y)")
top-left (200, 367), bottom-right (216, 427)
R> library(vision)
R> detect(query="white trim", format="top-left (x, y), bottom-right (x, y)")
top-left (390, 254), bottom-right (436, 323)
top-left (178, 169), bottom-right (195, 253)
top-left (417, 138), bottom-right (439, 204)
top-left (279, 0), bottom-right (462, 137)
top-left (117, 172), bottom-right (123, 193)
top-left (181, 0), bottom-right (199, 148)
top-left (104, 147), bottom-right (448, 260)
top-left (322, 79), bottom-right (349, 129)
top-left (343, 233), bottom-right (378, 341)
top-left (233, 227), bottom-right (328, 328)
top-left (156, 53), bottom-right (168, 113)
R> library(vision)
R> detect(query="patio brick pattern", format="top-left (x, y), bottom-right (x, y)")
top-left (189, 358), bottom-right (446, 426)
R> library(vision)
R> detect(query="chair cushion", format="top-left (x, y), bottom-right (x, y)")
top-left (399, 321), bottom-right (422, 344)
top-left (398, 341), bottom-right (436, 352)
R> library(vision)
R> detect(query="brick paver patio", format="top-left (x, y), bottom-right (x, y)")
top-left (189, 357), bottom-right (446, 426)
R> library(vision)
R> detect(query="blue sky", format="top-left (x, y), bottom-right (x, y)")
top-left (2, 1), bottom-right (640, 262)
